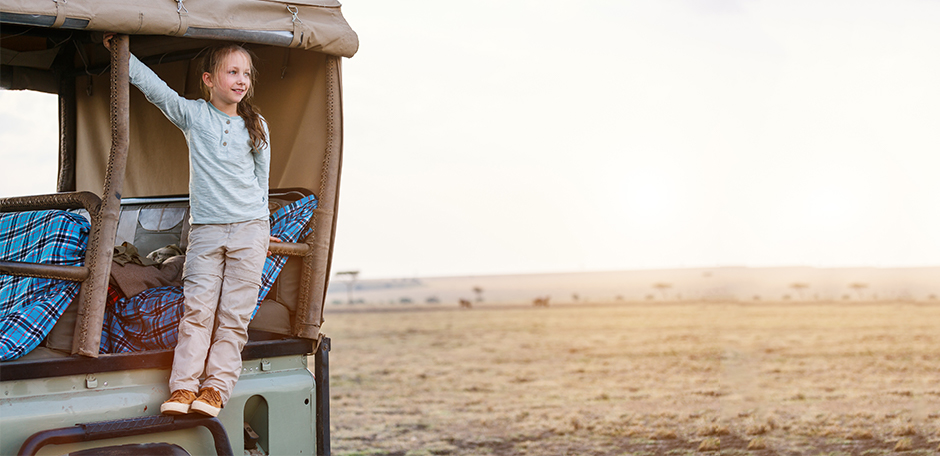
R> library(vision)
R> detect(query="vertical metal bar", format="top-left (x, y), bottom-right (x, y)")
top-left (71, 34), bottom-right (130, 357)
top-left (56, 43), bottom-right (77, 192)
top-left (315, 336), bottom-right (331, 456)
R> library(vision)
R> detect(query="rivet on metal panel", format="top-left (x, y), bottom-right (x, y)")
top-left (261, 359), bottom-right (271, 371)
top-left (85, 375), bottom-right (98, 388)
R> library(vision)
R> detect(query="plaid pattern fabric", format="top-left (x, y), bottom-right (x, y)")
top-left (100, 286), bottom-right (185, 353)
top-left (0, 210), bottom-right (90, 361)
top-left (101, 195), bottom-right (318, 353)
top-left (257, 194), bottom-right (319, 314)
top-left (107, 284), bottom-right (126, 307)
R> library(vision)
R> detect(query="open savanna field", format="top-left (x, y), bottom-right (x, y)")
top-left (320, 301), bottom-right (940, 456)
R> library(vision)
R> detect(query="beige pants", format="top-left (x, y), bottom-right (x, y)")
top-left (169, 219), bottom-right (269, 404)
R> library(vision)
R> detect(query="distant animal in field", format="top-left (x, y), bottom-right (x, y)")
top-left (532, 296), bottom-right (550, 307)
top-left (459, 299), bottom-right (472, 309)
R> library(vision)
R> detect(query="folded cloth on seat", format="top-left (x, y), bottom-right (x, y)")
top-left (112, 242), bottom-right (157, 266)
top-left (0, 210), bottom-right (90, 361)
top-left (110, 255), bottom-right (184, 298)
top-left (100, 195), bottom-right (318, 353)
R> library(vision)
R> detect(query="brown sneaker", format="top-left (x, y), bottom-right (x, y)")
top-left (191, 387), bottom-right (223, 417)
top-left (160, 389), bottom-right (197, 415)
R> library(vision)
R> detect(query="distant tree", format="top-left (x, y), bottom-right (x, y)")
top-left (848, 282), bottom-right (868, 300)
top-left (652, 282), bottom-right (672, 300)
top-left (335, 270), bottom-right (360, 304)
top-left (472, 286), bottom-right (484, 302)
top-left (572, 293), bottom-right (580, 302)
top-left (790, 283), bottom-right (810, 300)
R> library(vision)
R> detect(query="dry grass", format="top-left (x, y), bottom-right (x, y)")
top-left (319, 302), bottom-right (940, 455)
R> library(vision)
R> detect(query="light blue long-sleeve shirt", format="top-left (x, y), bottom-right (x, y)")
top-left (128, 54), bottom-right (270, 225)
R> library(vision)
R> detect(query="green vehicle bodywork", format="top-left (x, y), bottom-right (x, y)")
top-left (1, 337), bottom-right (331, 455)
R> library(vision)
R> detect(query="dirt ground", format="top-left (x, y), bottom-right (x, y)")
top-left (319, 302), bottom-right (940, 455)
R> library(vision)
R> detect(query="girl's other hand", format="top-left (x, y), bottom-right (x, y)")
top-left (103, 33), bottom-right (115, 50)
top-left (267, 236), bottom-right (281, 256)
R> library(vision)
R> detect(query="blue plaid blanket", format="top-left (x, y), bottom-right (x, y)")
top-left (0, 210), bottom-right (91, 361)
top-left (100, 195), bottom-right (318, 353)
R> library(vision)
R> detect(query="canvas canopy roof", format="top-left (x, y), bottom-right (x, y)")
top-left (0, 0), bottom-right (358, 57)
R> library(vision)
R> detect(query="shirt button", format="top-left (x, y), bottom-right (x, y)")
top-left (223, 142), bottom-right (227, 146)
top-left (224, 130), bottom-right (229, 134)
top-left (226, 120), bottom-right (231, 124)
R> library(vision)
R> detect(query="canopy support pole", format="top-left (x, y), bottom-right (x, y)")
top-left (72, 34), bottom-right (130, 357)
top-left (294, 56), bottom-right (342, 340)
top-left (56, 42), bottom-right (77, 192)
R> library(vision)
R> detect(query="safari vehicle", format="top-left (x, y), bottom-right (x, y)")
top-left (0, 1), bottom-right (357, 454)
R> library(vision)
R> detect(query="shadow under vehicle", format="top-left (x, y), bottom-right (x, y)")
top-left (0, 1), bottom-right (357, 454)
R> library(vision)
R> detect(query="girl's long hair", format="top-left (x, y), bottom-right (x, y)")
top-left (200, 44), bottom-right (268, 153)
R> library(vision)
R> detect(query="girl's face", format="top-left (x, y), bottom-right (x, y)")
top-left (202, 50), bottom-right (252, 115)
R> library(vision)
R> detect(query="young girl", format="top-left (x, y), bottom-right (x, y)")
top-left (104, 35), bottom-right (277, 417)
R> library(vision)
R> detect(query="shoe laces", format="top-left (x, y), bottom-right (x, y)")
top-left (169, 390), bottom-right (195, 402)
top-left (199, 387), bottom-right (222, 404)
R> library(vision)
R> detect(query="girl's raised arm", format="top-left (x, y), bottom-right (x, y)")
top-left (104, 34), bottom-right (196, 130)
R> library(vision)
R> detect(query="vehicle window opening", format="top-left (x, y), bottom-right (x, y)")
top-left (244, 395), bottom-right (268, 453)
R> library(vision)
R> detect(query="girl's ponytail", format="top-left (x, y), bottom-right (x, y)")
top-left (238, 99), bottom-right (268, 153)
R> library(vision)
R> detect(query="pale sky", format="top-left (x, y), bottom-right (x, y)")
top-left (3, 0), bottom-right (940, 278)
